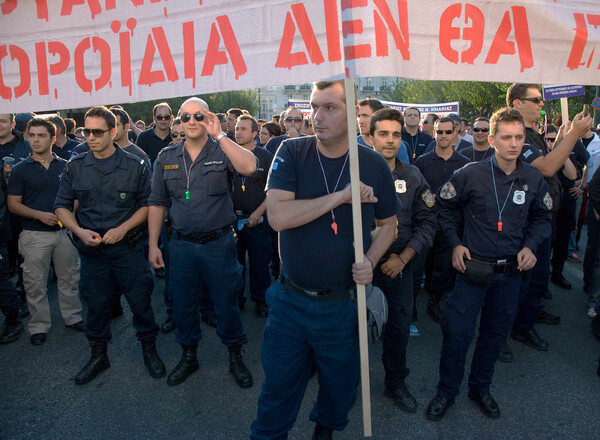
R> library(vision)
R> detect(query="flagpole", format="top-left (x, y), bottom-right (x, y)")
top-left (343, 78), bottom-right (372, 438)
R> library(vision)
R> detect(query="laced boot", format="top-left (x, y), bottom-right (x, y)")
top-left (75, 341), bottom-right (110, 384)
top-left (167, 345), bottom-right (199, 386)
top-left (141, 340), bottom-right (166, 378)
top-left (228, 345), bottom-right (253, 388)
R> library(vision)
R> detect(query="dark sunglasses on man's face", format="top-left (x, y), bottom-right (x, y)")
top-left (520, 97), bottom-right (543, 104)
top-left (547, 137), bottom-right (557, 143)
top-left (82, 128), bottom-right (110, 138)
top-left (180, 113), bottom-right (204, 123)
top-left (436, 129), bottom-right (454, 135)
top-left (171, 132), bottom-right (185, 139)
top-left (285, 117), bottom-right (302, 123)
top-left (155, 114), bottom-right (172, 121)
top-left (472, 127), bottom-right (489, 133)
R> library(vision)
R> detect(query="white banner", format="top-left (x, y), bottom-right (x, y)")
top-left (1, 0), bottom-right (599, 113)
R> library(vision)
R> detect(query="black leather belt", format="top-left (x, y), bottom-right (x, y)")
top-left (279, 273), bottom-right (356, 302)
top-left (471, 255), bottom-right (519, 274)
top-left (235, 209), bottom-right (255, 216)
top-left (175, 226), bottom-right (231, 244)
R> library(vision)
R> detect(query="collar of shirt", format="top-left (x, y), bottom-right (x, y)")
top-left (175, 137), bottom-right (218, 162)
top-left (24, 152), bottom-right (60, 164)
top-left (392, 157), bottom-right (406, 177)
top-left (82, 143), bottom-right (127, 170)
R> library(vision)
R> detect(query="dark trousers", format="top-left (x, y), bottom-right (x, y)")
top-left (251, 282), bottom-right (359, 439)
top-left (235, 219), bottom-right (272, 305)
top-left (437, 273), bottom-right (521, 399)
top-left (424, 230), bottom-right (456, 300)
top-left (0, 245), bottom-right (18, 313)
top-left (169, 232), bottom-right (247, 347)
top-left (584, 205), bottom-right (599, 288)
top-left (160, 225), bottom-right (173, 319)
top-left (80, 241), bottom-right (159, 342)
top-left (374, 266), bottom-right (413, 390)
top-left (513, 236), bottom-right (550, 333)
top-left (551, 198), bottom-right (576, 275)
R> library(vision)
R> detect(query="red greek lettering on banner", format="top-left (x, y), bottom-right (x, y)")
top-left (201, 15), bottom-right (247, 79)
top-left (484, 6), bottom-right (533, 72)
top-left (276, 3), bottom-right (325, 69)
top-left (0, 45), bottom-right (31, 100)
top-left (567, 13), bottom-right (600, 70)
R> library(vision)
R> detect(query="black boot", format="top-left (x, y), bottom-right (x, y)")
top-left (312, 424), bottom-right (333, 440)
top-left (141, 340), bottom-right (166, 378)
top-left (167, 345), bottom-right (199, 386)
top-left (0, 309), bottom-right (23, 344)
top-left (228, 345), bottom-right (253, 388)
top-left (75, 341), bottom-right (110, 385)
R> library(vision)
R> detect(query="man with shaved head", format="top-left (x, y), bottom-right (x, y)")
top-left (148, 97), bottom-right (257, 388)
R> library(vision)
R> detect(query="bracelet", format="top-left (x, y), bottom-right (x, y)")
top-left (398, 254), bottom-right (407, 265)
top-left (215, 132), bottom-right (227, 143)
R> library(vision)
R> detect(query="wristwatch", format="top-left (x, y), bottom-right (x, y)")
top-left (216, 132), bottom-right (227, 142)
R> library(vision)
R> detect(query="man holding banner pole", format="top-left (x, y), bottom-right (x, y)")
top-left (251, 80), bottom-right (398, 440)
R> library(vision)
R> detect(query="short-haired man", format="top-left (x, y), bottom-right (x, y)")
top-left (357, 98), bottom-right (385, 147)
top-left (264, 106), bottom-right (305, 155)
top-left (402, 106), bottom-right (434, 161)
top-left (48, 116), bottom-right (81, 160)
top-left (136, 102), bottom-right (173, 163)
top-left (459, 117), bottom-right (474, 145)
top-left (55, 106), bottom-right (164, 384)
top-left (414, 118), bottom-right (470, 323)
top-left (458, 117), bottom-right (493, 162)
top-left (8, 118), bottom-right (84, 346)
top-left (148, 98), bottom-right (257, 388)
top-left (0, 113), bottom-right (31, 163)
top-left (251, 80), bottom-right (398, 439)
top-left (64, 118), bottom-right (77, 140)
top-left (233, 115), bottom-right (274, 317)
top-left (370, 108), bottom-right (436, 413)
top-left (505, 83), bottom-right (591, 356)
top-left (421, 113), bottom-right (439, 138)
top-left (426, 108), bottom-right (552, 421)
top-left (226, 108), bottom-right (244, 141)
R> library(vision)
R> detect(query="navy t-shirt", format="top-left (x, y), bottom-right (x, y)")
top-left (266, 136), bottom-right (398, 290)
top-left (231, 146), bottom-right (273, 212)
top-left (8, 155), bottom-right (66, 231)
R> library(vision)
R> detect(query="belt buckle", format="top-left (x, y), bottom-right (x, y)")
top-left (496, 259), bottom-right (507, 265)
top-left (304, 289), bottom-right (319, 297)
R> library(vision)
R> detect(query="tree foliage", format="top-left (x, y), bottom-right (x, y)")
top-left (383, 79), bottom-right (597, 123)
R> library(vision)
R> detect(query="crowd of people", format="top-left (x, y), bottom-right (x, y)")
top-left (0, 81), bottom-right (599, 439)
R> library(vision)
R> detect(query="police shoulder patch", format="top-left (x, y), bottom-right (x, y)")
top-left (440, 181), bottom-right (456, 200)
top-left (421, 188), bottom-right (435, 207)
top-left (543, 192), bottom-right (553, 210)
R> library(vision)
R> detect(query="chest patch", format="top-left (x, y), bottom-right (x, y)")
top-left (163, 164), bottom-right (179, 170)
top-left (513, 190), bottom-right (525, 205)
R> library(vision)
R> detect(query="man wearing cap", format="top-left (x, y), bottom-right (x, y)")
top-left (371, 108), bottom-right (436, 413)
top-left (251, 80), bottom-right (398, 440)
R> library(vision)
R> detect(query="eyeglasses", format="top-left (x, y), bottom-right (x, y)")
top-left (285, 117), bottom-right (303, 123)
top-left (546, 137), bottom-right (557, 143)
top-left (180, 113), bottom-right (204, 123)
top-left (472, 127), bottom-right (489, 133)
top-left (422, 120), bottom-right (432, 124)
top-left (436, 129), bottom-right (454, 135)
top-left (155, 114), bottom-right (172, 121)
top-left (520, 97), bottom-right (543, 104)
top-left (171, 132), bottom-right (185, 139)
top-left (82, 128), bottom-right (110, 138)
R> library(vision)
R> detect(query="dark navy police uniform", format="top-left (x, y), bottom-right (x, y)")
top-left (251, 137), bottom-right (399, 439)
top-left (434, 157), bottom-right (552, 400)
top-left (149, 139), bottom-right (248, 348)
top-left (231, 145), bottom-right (273, 308)
top-left (54, 146), bottom-right (159, 343)
top-left (373, 159), bottom-right (436, 391)
top-left (414, 149), bottom-right (470, 318)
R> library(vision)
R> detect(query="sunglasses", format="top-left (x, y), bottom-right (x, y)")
top-left (520, 97), bottom-right (543, 104)
top-left (82, 128), bottom-right (110, 138)
top-left (472, 127), bottom-right (489, 133)
top-left (436, 129), bottom-right (454, 135)
top-left (285, 117), bottom-right (303, 123)
top-left (171, 132), bottom-right (186, 139)
top-left (155, 114), bottom-right (172, 121)
top-left (546, 137), bottom-right (557, 143)
top-left (180, 113), bottom-right (204, 123)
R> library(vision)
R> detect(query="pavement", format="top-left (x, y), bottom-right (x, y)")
top-left (1, 253), bottom-right (599, 440)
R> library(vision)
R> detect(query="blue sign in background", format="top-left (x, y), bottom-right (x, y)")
top-left (543, 85), bottom-right (586, 100)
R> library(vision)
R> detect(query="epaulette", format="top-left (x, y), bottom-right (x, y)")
top-left (157, 143), bottom-right (178, 160)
